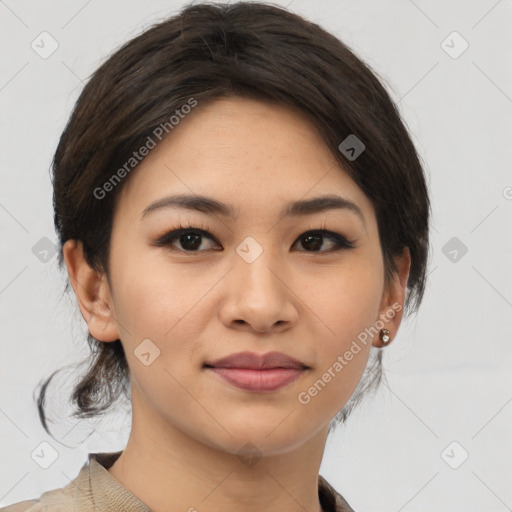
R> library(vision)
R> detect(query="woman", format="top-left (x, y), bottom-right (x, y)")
top-left (1, 1), bottom-right (430, 511)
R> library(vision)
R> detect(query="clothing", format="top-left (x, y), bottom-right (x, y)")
top-left (0, 451), bottom-right (356, 511)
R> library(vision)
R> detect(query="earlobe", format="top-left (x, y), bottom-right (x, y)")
top-left (62, 239), bottom-right (120, 342)
top-left (373, 247), bottom-right (411, 348)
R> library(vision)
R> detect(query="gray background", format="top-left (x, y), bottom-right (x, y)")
top-left (1, 0), bottom-right (511, 510)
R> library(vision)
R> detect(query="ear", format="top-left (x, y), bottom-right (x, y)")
top-left (62, 239), bottom-right (120, 342)
top-left (372, 247), bottom-right (411, 348)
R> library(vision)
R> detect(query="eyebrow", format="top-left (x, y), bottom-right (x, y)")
top-left (141, 193), bottom-right (366, 226)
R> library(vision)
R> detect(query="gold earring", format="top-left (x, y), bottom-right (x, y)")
top-left (380, 329), bottom-right (390, 344)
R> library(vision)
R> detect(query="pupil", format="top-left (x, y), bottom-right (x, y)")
top-left (303, 234), bottom-right (321, 251)
top-left (178, 233), bottom-right (325, 252)
top-left (182, 233), bottom-right (201, 250)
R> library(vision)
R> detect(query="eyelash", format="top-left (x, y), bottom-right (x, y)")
top-left (154, 221), bottom-right (356, 255)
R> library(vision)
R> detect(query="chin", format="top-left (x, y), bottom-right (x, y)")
top-left (196, 417), bottom-right (317, 458)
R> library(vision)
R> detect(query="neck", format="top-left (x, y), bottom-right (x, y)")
top-left (107, 385), bottom-right (330, 512)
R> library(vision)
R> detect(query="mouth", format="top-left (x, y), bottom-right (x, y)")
top-left (203, 350), bottom-right (309, 370)
top-left (203, 351), bottom-right (310, 392)
top-left (204, 367), bottom-right (308, 392)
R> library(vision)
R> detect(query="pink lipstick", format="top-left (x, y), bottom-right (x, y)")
top-left (203, 351), bottom-right (308, 392)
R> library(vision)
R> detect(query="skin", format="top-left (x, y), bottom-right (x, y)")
top-left (63, 96), bottom-right (410, 512)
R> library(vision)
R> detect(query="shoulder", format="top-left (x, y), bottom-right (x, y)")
top-left (0, 459), bottom-right (93, 512)
top-left (0, 482), bottom-right (83, 512)
top-left (0, 480), bottom-right (90, 511)
top-left (0, 499), bottom-right (41, 511)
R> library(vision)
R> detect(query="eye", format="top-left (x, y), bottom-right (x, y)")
top-left (154, 224), bottom-right (220, 253)
top-left (154, 224), bottom-right (356, 254)
top-left (293, 229), bottom-right (356, 253)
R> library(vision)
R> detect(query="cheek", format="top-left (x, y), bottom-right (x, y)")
top-left (110, 264), bottom-right (211, 380)
top-left (308, 256), bottom-right (383, 340)
top-left (298, 272), bottom-right (379, 418)
top-left (110, 253), bottom-right (200, 334)
top-left (304, 255), bottom-right (383, 405)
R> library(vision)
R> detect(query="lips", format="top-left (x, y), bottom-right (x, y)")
top-left (203, 351), bottom-right (308, 370)
top-left (203, 351), bottom-right (309, 392)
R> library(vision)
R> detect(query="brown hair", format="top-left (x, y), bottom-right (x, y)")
top-left (37, 1), bottom-right (431, 436)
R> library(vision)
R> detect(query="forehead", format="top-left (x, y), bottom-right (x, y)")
top-left (114, 96), bottom-right (375, 225)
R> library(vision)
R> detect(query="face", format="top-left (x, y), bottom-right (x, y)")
top-left (68, 96), bottom-right (408, 457)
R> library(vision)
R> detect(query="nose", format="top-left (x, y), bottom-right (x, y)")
top-left (218, 245), bottom-right (299, 334)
